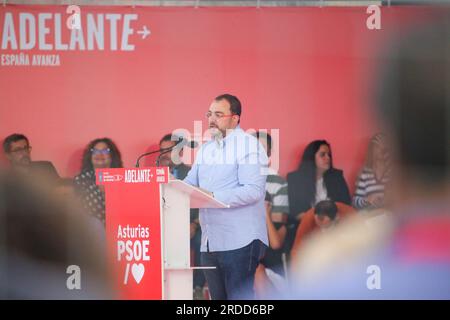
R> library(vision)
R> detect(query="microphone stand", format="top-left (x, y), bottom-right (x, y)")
top-left (135, 138), bottom-right (183, 168)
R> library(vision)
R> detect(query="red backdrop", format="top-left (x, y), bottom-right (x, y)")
top-left (0, 5), bottom-right (439, 190)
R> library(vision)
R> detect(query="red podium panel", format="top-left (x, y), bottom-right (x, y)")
top-left (96, 167), bottom-right (169, 300)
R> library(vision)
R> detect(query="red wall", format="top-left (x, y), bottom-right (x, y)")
top-left (0, 6), bottom-right (436, 190)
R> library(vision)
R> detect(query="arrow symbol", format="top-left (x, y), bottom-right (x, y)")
top-left (137, 25), bottom-right (151, 39)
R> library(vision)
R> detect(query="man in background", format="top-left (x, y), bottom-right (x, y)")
top-left (2, 133), bottom-right (60, 183)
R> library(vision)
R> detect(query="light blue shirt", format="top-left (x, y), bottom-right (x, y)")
top-left (184, 126), bottom-right (269, 252)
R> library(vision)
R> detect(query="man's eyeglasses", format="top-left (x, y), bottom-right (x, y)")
top-left (205, 112), bottom-right (235, 119)
top-left (91, 148), bottom-right (111, 155)
top-left (9, 146), bottom-right (32, 153)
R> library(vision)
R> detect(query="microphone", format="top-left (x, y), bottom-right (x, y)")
top-left (155, 137), bottom-right (198, 167)
top-left (161, 136), bottom-right (197, 149)
top-left (177, 137), bottom-right (199, 149)
top-left (135, 137), bottom-right (198, 168)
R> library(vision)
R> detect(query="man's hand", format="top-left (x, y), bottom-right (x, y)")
top-left (190, 222), bottom-right (198, 239)
top-left (367, 193), bottom-right (384, 207)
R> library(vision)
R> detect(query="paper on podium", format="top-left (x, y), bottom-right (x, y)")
top-left (167, 179), bottom-right (229, 209)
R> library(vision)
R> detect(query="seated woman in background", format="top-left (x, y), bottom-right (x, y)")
top-left (286, 140), bottom-right (351, 254)
top-left (74, 138), bottom-right (123, 226)
top-left (353, 133), bottom-right (390, 211)
top-left (288, 140), bottom-right (351, 222)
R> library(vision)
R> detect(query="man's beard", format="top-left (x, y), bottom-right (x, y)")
top-left (209, 126), bottom-right (225, 139)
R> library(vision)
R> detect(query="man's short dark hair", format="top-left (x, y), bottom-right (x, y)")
top-left (314, 200), bottom-right (338, 221)
top-left (159, 133), bottom-right (181, 146)
top-left (254, 131), bottom-right (272, 157)
top-left (215, 94), bottom-right (242, 124)
top-left (3, 133), bottom-right (29, 153)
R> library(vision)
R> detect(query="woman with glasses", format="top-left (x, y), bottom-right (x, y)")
top-left (74, 138), bottom-right (123, 225)
top-left (285, 140), bottom-right (351, 257)
top-left (287, 140), bottom-right (351, 222)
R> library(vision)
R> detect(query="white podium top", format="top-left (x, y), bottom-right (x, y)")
top-left (167, 179), bottom-right (229, 209)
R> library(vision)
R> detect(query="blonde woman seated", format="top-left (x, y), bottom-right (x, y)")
top-left (353, 133), bottom-right (391, 211)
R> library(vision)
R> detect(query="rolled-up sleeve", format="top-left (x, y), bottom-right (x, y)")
top-left (183, 161), bottom-right (199, 187)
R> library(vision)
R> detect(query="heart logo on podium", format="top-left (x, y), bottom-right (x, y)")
top-left (131, 263), bottom-right (145, 284)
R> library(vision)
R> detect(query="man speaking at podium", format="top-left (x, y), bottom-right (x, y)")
top-left (184, 94), bottom-right (269, 300)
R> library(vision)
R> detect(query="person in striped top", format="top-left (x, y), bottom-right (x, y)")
top-left (353, 133), bottom-right (390, 210)
top-left (253, 131), bottom-right (290, 298)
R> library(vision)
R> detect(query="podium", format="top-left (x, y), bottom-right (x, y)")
top-left (96, 167), bottom-right (228, 300)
